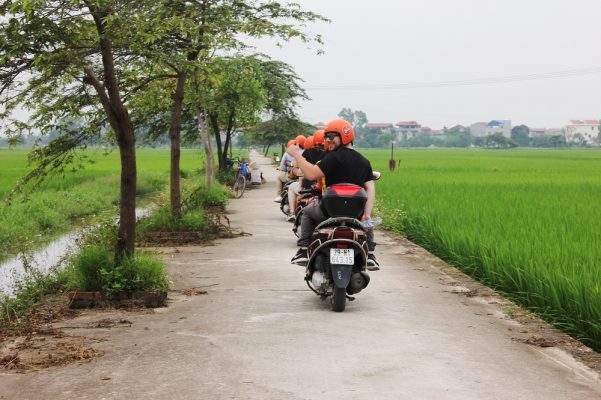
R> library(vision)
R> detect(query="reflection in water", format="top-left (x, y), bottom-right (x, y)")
top-left (0, 208), bottom-right (151, 296)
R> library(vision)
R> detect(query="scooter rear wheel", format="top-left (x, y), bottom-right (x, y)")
top-left (331, 287), bottom-right (346, 312)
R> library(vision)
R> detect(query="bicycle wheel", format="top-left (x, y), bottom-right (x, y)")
top-left (233, 175), bottom-right (246, 198)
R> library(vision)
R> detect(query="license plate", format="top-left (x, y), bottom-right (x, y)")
top-left (330, 248), bottom-right (354, 265)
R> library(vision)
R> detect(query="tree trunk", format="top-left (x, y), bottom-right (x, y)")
top-left (198, 108), bottom-right (215, 188)
top-left (209, 112), bottom-right (224, 171)
top-left (115, 124), bottom-right (137, 259)
top-left (85, 3), bottom-right (136, 260)
top-left (169, 71), bottom-right (186, 219)
top-left (222, 110), bottom-right (235, 167)
top-left (263, 144), bottom-right (270, 157)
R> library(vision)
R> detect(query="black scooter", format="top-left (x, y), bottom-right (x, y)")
top-left (303, 183), bottom-right (373, 312)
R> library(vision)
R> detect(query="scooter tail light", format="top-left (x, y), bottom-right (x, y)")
top-left (333, 229), bottom-right (354, 240)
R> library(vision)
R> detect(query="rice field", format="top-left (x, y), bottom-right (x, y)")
top-left (0, 147), bottom-right (206, 260)
top-left (363, 148), bottom-right (601, 351)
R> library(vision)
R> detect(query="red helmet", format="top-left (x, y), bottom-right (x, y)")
top-left (295, 135), bottom-right (306, 148)
top-left (324, 119), bottom-right (354, 145)
top-left (287, 139), bottom-right (295, 148)
top-left (313, 130), bottom-right (325, 146)
top-left (304, 136), bottom-right (314, 150)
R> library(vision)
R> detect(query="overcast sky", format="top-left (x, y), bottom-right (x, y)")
top-left (253, 0), bottom-right (601, 129)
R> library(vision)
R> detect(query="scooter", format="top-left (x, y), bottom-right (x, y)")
top-left (303, 183), bottom-right (373, 312)
top-left (292, 183), bottom-right (321, 237)
top-left (279, 180), bottom-right (294, 216)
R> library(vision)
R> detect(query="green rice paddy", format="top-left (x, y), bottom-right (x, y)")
top-left (0, 147), bottom-right (205, 260)
top-left (363, 148), bottom-right (601, 351)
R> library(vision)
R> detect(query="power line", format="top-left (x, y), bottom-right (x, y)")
top-left (306, 66), bottom-right (601, 91)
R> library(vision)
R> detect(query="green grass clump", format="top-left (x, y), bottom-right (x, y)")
top-left (63, 224), bottom-right (170, 295)
top-left (185, 184), bottom-right (229, 209)
top-left (364, 148), bottom-right (601, 351)
top-left (138, 207), bottom-right (206, 233)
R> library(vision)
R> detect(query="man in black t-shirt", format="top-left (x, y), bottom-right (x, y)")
top-left (286, 119), bottom-right (379, 270)
top-left (300, 130), bottom-right (326, 189)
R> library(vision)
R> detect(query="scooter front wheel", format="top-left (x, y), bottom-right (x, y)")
top-left (331, 286), bottom-right (346, 312)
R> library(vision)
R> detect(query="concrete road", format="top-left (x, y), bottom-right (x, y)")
top-left (1, 152), bottom-right (600, 400)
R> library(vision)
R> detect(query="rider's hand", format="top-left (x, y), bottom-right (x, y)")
top-left (361, 214), bottom-right (371, 222)
top-left (287, 144), bottom-right (301, 159)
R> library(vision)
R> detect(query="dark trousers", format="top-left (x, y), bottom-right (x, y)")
top-left (296, 203), bottom-right (375, 251)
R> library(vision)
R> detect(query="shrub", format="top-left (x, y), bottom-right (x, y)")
top-left (137, 206), bottom-right (206, 235)
top-left (64, 234), bottom-right (169, 295)
top-left (184, 185), bottom-right (229, 210)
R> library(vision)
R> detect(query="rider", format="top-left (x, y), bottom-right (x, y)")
top-left (286, 119), bottom-right (379, 270)
top-left (300, 130), bottom-right (326, 190)
top-left (275, 138), bottom-right (301, 202)
top-left (286, 135), bottom-right (313, 221)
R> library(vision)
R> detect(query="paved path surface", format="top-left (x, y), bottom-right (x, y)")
top-left (1, 152), bottom-right (600, 400)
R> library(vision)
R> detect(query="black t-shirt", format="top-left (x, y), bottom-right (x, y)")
top-left (303, 148), bottom-right (326, 165)
top-left (301, 148), bottom-right (327, 188)
top-left (318, 147), bottom-right (373, 187)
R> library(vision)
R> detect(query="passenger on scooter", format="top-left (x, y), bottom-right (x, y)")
top-left (286, 119), bottom-right (379, 270)
top-left (275, 138), bottom-right (303, 202)
top-left (286, 136), bottom-right (313, 221)
top-left (300, 130), bottom-right (327, 189)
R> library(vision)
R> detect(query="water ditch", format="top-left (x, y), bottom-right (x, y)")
top-left (0, 208), bottom-right (151, 296)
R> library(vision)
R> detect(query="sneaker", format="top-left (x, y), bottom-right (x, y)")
top-left (286, 213), bottom-right (295, 222)
top-left (366, 253), bottom-right (380, 271)
top-left (273, 196), bottom-right (282, 202)
top-left (291, 248), bottom-right (308, 265)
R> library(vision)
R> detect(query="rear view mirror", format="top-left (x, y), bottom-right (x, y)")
top-left (372, 171), bottom-right (381, 181)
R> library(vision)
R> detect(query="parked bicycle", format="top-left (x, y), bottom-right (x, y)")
top-left (227, 158), bottom-right (248, 198)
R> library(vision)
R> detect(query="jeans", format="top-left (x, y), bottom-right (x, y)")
top-left (296, 203), bottom-right (375, 251)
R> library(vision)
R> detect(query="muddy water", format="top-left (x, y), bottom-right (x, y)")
top-left (0, 208), bottom-right (151, 296)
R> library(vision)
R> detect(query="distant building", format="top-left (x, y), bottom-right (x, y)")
top-left (530, 128), bottom-right (564, 137)
top-left (469, 122), bottom-right (489, 137)
top-left (365, 122), bottom-right (394, 130)
top-left (564, 120), bottom-right (599, 144)
top-left (469, 120), bottom-right (511, 138)
top-left (487, 120), bottom-right (512, 138)
top-left (545, 128), bottom-right (564, 137)
top-left (530, 128), bottom-right (546, 137)
top-left (314, 121), bottom-right (327, 130)
top-left (396, 121), bottom-right (421, 139)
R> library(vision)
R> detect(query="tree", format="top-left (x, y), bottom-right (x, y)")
top-left (337, 108), bottom-right (368, 129)
top-left (0, 0), bottom-right (154, 259)
top-left (444, 127), bottom-right (472, 147)
top-left (244, 116), bottom-right (315, 155)
top-left (549, 134), bottom-right (566, 148)
top-left (511, 125), bottom-right (530, 147)
top-left (201, 56), bottom-right (307, 172)
top-left (375, 132), bottom-right (394, 148)
top-left (485, 133), bottom-right (517, 149)
top-left (135, 0), bottom-right (325, 214)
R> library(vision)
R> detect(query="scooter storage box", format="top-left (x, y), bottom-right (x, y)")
top-left (321, 184), bottom-right (367, 218)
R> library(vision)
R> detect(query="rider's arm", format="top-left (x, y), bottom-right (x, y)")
top-left (279, 154), bottom-right (288, 171)
top-left (287, 145), bottom-right (324, 180)
top-left (362, 180), bottom-right (375, 221)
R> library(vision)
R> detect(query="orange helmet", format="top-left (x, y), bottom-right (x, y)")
top-left (295, 135), bottom-right (306, 148)
top-left (304, 136), bottom-right (314, 150)
top-left (313, 130), bottom-right (325, 146)
top-left (287, 139), bottom-right (295, 148)
top-left (324, 119), bottom-right (354, 145)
